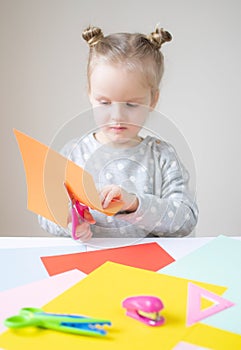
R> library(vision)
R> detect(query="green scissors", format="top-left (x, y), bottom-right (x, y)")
top-left (4, 307), bottom-right (111, 337)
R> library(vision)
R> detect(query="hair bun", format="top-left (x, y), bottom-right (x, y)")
top-left (82, 26), bottom-right (104, 47)
top-left (147, 27), bottom-right (172, 50)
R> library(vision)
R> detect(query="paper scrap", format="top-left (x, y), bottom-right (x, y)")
top-left (41, 242), bottom-right (175, 275)
top-left (172, 341), bottom-right (211, 349)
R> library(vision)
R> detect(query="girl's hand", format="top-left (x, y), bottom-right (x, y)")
top-left (74, 222), bottom-right (93, 242)
top-left (67, 209), bottom-right (96, 242)
top-left (99, 185), bottom-right (139, 212)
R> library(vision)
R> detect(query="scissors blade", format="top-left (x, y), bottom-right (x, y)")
top-left (63, 182), bottom-right (76, 204)
top-left (43, 321), bottom-right (111, 336)
top-left (64, 182), bottom-right (89, 214)
top-left (60, 323), bottom-right (111, 336)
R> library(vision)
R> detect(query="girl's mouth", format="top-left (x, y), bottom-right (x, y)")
top-left (109, 125), bottom-right (127, 132)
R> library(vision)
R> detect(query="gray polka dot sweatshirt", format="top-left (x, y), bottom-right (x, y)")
top-left (38, 134), bottom-right (198, 238)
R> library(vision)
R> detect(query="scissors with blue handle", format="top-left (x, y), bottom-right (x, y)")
top-left (64, 182), bottom-right (90, 240)
top-left (4, 307), bottom-right (111, 336)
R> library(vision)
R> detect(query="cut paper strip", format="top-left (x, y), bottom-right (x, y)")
top-left (172, 341), bottom-right (211, 349)
top-left (0, 245), bottom-right (85, 292)
top-left (0, 269), bottom-right (86, 334)
top-left (1, 262), bottom-right (241, 349)
top-left (41, 242), bottom-right (175, 275)
top-left (160, 235), bottom-right (241, 335)
top-left (186, 282), bottom-right (235, 326)
top-left (14, 129), bottom-right (123, 227)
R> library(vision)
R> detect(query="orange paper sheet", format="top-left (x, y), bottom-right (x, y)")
top-left (41, 242), bottom-right (175, 275)
top-left (14, 129), bottom-right (123, 227)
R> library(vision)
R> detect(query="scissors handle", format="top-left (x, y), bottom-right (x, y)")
top-left (4, 315), bottom-right (38, 328)
top-left (71, 202), bottom-right (89, 240)
top-left (4, 307), bottom-right (42, 328)
top-left (64, 181), bottom-right (90, 240)
top-left (75, 201), bottom-right (88, 217)
top-left (71, 206), bottom-right (79, 240)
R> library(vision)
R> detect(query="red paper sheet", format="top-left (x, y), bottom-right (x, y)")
top-left (41, 242), bottom-right (175, 275)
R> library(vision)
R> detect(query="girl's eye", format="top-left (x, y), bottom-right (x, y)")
top-left (126, 102), bottom-right (138, 108)
top-left (100, 101), bottom-right (111, 105)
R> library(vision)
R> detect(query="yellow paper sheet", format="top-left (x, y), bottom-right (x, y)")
top-left (1, 262), bottom-right (240, 350)
top-left (14, 129), bottom-right (123, 227)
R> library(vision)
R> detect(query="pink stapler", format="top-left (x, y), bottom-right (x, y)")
top-left (122, 295), bottom-right (165, 326)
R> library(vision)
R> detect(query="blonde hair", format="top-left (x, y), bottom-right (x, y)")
top-left (82, 26), bottom-right (172, 94)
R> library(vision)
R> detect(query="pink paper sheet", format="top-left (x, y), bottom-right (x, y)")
top-left (0, 269), bottom-right (86, 334)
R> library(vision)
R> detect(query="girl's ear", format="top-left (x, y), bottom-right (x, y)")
top-left (150, 90), bottom-right (160, 110)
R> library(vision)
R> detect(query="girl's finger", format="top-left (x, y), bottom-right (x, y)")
top-left (99, 185), bottom-right (113, 203)
top-left (100, 184), bottom-right (121, 198)
top-left (75, 222), bottom-right (90, 237)
top-left (77, 226), bottom-right (93, 242)
top-left (102, 188), bottom-right (121, 209)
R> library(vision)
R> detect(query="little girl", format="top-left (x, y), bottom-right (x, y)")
top-left (39, 25), bottom-right (198, 241)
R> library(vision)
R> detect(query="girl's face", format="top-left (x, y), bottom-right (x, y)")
top-left (89, 63), bottom-right (159, 148)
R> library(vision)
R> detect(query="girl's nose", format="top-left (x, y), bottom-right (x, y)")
top-left (111, 103), bottom-right (125, 122)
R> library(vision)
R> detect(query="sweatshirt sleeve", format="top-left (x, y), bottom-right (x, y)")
top-left (38, 214), bottom-right (70, 237)
top-left (116, 143), bottom-right (199, 237)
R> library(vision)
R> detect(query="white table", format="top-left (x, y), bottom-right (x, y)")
top-left (1, 236), bottom-right (240, 260)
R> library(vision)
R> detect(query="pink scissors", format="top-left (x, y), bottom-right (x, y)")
top-left (64, 182), bottom-right (90, 240)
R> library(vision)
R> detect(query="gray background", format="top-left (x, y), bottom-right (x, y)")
top-left (1, 0), bottom-right (240, 237)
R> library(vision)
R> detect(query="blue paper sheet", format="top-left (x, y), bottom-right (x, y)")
top-left (160, 235), bottom-right (241, 335)
top-left (1, 245), bottom-right (85, 292)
